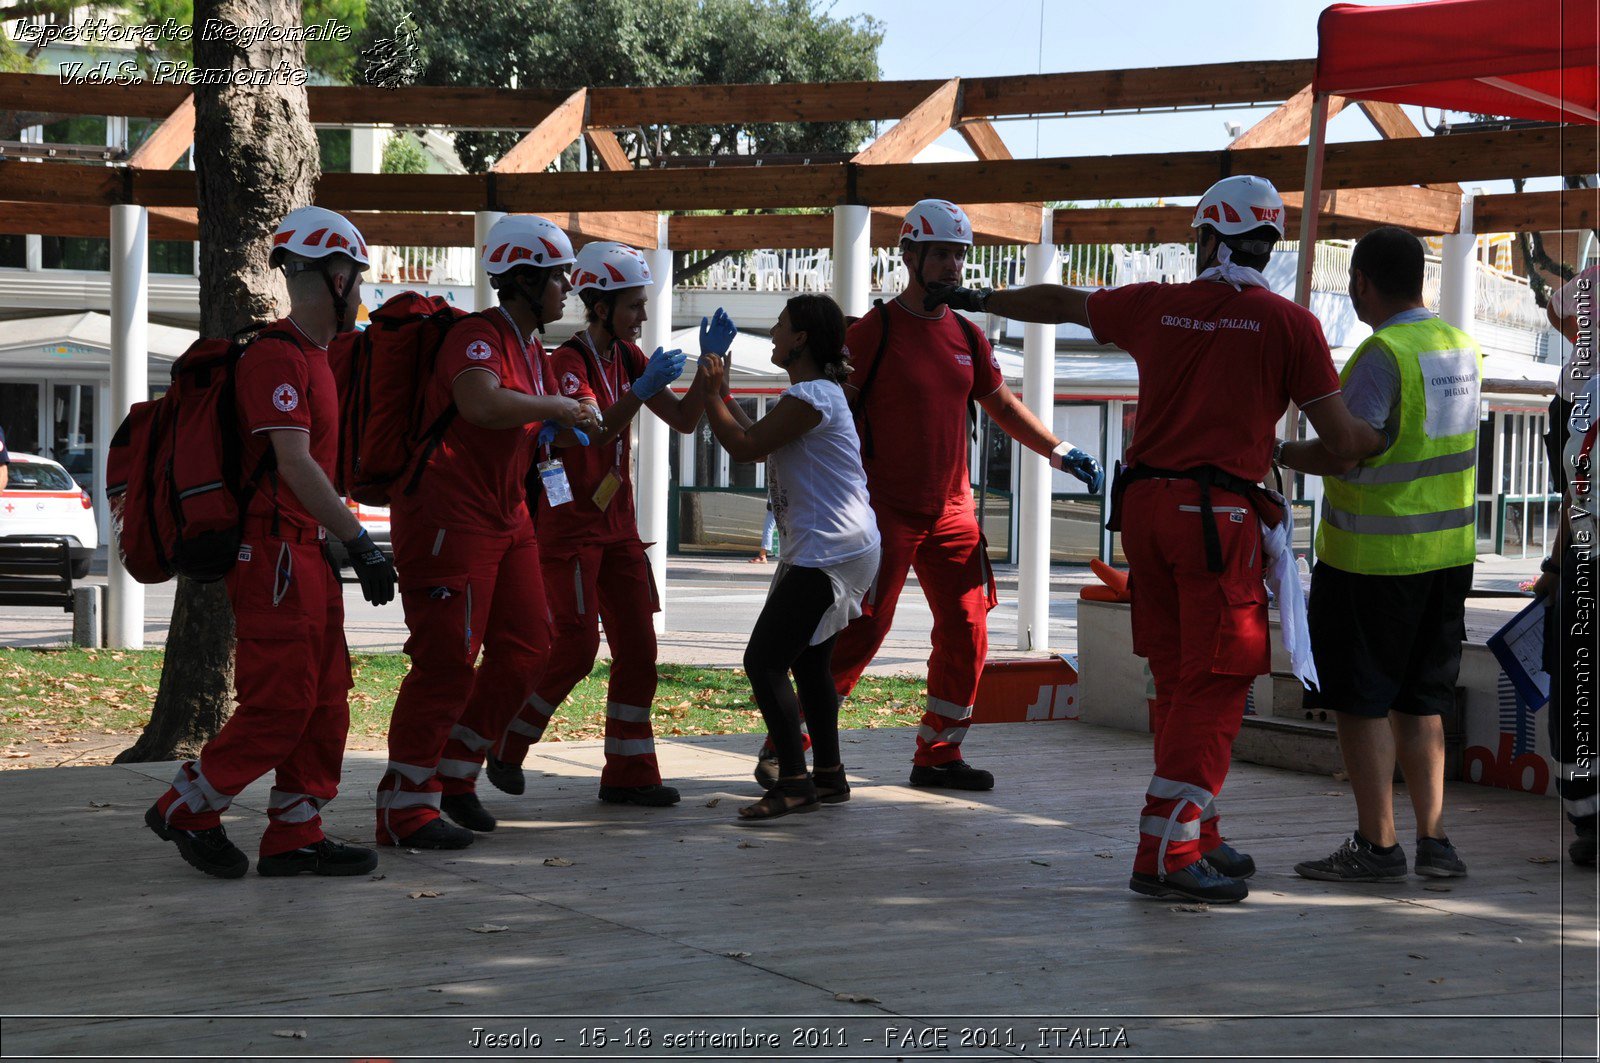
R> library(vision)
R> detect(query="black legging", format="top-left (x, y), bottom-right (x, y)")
top-left (744, 564), bottom-right (842, 780)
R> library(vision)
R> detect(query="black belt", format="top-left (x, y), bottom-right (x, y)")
top-left (1107, 463), bottom-right (1283, 573)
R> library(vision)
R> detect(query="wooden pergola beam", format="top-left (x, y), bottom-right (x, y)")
top-left (956, 120), bottom-right (1012, 161)
top-left (5, 128), bottom-right (1589, 218)
top-left (1230, 85), bottom-right (1348, 149)
top-left (0, 60), bottom-right (1317, 127)
top-left (853, 79), bottom-right (962, 165)
top-left (125, 95), bottom-right (194, 171)
top-left (4, 193), bottom-right (1580, 250)
top-left (1356, 101), bottom-right (1461, 194)
top-left (583, 129), bottom-right (634, 172)
top-left (490, 89), bottom-right (586, 174)
top-left (1474, 188), bottom-right (1600, 233)
top-left (1282, 185), bottom-right (1463, 234)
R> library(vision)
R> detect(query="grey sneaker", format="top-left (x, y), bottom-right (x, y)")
top-left (1414, 836), bottom-right (1468, 878)
top-left (1295, 835), bottom-right (1407, 882)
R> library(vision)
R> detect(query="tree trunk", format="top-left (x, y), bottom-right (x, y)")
top-left (116, 0), bottom-right (319, 764)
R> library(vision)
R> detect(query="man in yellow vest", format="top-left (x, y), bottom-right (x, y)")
top-left (1279, 226), bottom-right (1482, 883)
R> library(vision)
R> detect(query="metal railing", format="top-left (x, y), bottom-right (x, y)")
top-left (366, 235), bottom-right (1548, 331)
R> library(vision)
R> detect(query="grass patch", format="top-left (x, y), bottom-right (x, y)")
top-left (1, 647), bottom-right (927, 749)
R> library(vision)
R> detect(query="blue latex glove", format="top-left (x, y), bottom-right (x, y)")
top-left (1054, 446), bottom-right (1105, 493)
top-left (699, 307), bottom-right (737, 356)
top-left (633, 346), bottom-right (687, 401)
top-left (536, 422), bottom-right (590, 447)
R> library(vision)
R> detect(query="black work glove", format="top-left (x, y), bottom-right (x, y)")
top-left (342, 528), bottom-right (396, 606)
top-left (924, 282), bottom-right (992, 313)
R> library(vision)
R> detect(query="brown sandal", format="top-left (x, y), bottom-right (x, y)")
top-left (813, 766), bottom-right (851, 804)
top-left (737, 776), bottom-right (819, 823)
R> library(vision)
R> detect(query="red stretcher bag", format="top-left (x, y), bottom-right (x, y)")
top-left (106, 326), bottom-right (291, 584)
top-left (329, 292), bottom-right (468, 507)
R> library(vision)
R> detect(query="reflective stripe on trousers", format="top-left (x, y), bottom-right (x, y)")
top-left (1142, 775), bottom-right (1216, 879)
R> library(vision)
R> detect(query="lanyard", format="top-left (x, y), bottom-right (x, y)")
top-left (574, 330), bottom-right (627, 472)
top-left (494, 306), bottom-right (545, 396)
top-left (574, 329), bottom-right (626, 407)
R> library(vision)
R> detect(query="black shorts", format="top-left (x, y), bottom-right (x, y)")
top-left (1304, 561), bottom-right (1473, 718)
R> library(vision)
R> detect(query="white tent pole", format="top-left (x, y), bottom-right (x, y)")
top-left (107, 204), bottom-right (148, 649)
top-left (1017, 207), bottom-right (1057, 651)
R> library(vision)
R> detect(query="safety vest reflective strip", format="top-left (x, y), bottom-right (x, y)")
top-left (1318, 319), bottom-right (1482, 576)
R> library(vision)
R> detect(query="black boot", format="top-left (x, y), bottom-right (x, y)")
top-left (441, 792), bottom-right (497, 833)
top-left (485, 755), bottom-right (526, 796)
top-left (145, 803), bottom-right (248, 879)
top-left (257, 839), bottom-right (379, 877)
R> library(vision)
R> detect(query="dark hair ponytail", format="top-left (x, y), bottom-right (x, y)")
top-left (786, 294), bottom-right (852, 383)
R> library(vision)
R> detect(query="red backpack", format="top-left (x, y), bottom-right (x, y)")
top-left (106, 325), bottom-right (293, 584)
top-left (328, 292), bottom-right (469, 506)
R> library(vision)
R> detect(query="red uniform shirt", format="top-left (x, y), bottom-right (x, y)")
top-left (236, 318), bottom-right (338, 531)
top-left (537, 333), bottom-right (646, 544)
top-left (1086, 281), bottom-right (1342, 482)
top-left (397, 307), bottom-right (572, 533)
top-left (845, 299), bottom-right (1003, 516)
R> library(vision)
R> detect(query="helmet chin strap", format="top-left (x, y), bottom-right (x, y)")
top-left (314, 263), bottom-right (349, 337)
top-left (516, 271), bottom-right (550, 334)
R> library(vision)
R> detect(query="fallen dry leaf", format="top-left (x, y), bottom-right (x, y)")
top-left (834, 992), bottom-right (880, 1003)
top-left (469, 924), bottom-right (510, 934)
top-left (1527, 856), bottom-right (1558, 864)
top-left (737, 841), bottom-right (760, 849)
top-left (88, 801), bottom-right (111, 809)
top-left (408, 890), bottom-right (442, 899)
top-left (543, 857), bottom-right (574, 867)
top-left (1029, 859), bottom-right (1051, 867)
top-left (1094, 852), bottom-right (1114, 859)
top-left (272, 1030), bottom-right (306, 1040)
top-left (1170, 903), bottom-right (1211, 913)
top-left (722, 951), bottom-right (751, 959)
top-left (1423, 885), bottom-right (1452, 893)
top-left (4, 752), bottom-right (30, 759)
top-left (704, 798), bottom-right (721, 808)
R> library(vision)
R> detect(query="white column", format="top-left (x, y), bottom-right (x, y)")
top-left (107, 205), bottom-right (148, 649)
top-left (638, 216), bottom-right (673, 634)
top-left (472, 210), bottom-right (505, 313)
top-left (1017, 208), bottom-right (1057, 651)
top-left (350, 125), bottom-right (386, 174)
top-left (831, 204), bottom-right (871, 319)
top-left (1439, 192), bottom-right (1478, 330)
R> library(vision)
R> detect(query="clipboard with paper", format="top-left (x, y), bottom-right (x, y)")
top-left (1486, 596), bottom-right (1550, 710)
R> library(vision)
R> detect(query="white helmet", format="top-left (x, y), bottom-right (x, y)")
top-left (572, 241), bottom-right (653, 293)
top-left (270, 206), bottom-right (369, 269)
top-left (481, 214), bottom-right (576, 275)
top-left (899, 199), bottom-right (973, 245)
top-left (1191, 175), bottom-right (1286, 238)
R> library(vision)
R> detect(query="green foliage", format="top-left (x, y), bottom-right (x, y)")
top-left (363, 0), bottom-right (883, 172)
top-left (3, 0), bottom-right (368, 81)
top-left (317, 127), bottom-right (353, 173)
top-left (380, 130), bottom-right (431, 173)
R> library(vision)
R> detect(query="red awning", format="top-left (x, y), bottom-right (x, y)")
top-left (1314, 0), bottom-right (1599, 125)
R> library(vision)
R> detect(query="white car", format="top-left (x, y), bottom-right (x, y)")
top-left (0, 452), bottom-right (99, 579)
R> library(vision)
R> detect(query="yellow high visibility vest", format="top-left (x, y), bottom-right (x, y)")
top-left (1318, 317), bottom-right (1482, 575)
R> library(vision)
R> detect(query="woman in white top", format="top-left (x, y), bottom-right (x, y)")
top-left (699, 295), bottom-right (882, 822)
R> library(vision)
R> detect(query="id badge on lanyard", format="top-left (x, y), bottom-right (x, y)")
top-left (540, 459), bottom-right (574, 506)
top-left (580, 332), bottom-right (628, 511)
top-left (501, 306), bottom-right (573, 505)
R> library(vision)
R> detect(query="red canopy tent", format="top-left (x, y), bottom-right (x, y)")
top-left (1294, 0), bottom-right (1600, 303)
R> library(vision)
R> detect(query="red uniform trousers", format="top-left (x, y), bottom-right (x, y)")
top-left (153, 523), bottom-right (352, 858)
top-left (830, 494), bottom-right (997, 767)
top-left (377, 516), bottom-right (550, 843)
top-left (1121, 479), bottom-right (1269, 876)
top-left (498, 536), bottom-right (663, 788)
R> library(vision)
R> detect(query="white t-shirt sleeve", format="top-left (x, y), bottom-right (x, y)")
top-left (782, 380), bottom-right (837, 428)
